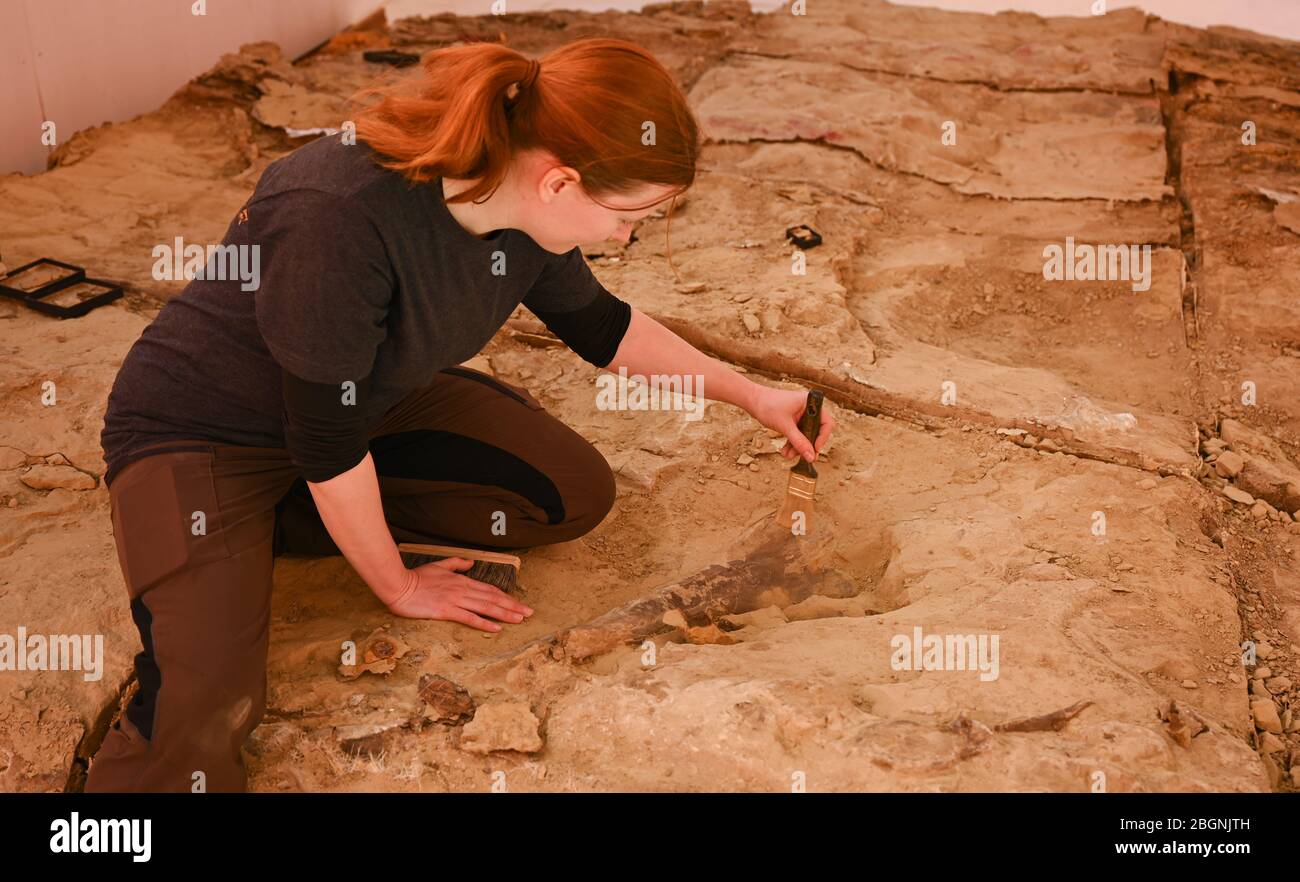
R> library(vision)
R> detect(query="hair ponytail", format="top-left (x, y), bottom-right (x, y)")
top-left (349, 38), bottom-right (700, 273)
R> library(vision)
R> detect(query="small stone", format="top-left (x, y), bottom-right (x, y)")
top-left (741, 313), bottom-right (761, 334)
top-left (1251, 501), bottom-right (1270, 519)
top-left (1137, 478), bottom-right (1158, 490)
top-left (459, 702), bottom-right (543, 754)
top-left (1259, 732), bottom-right (1286, 753)
top-left (1251, 699), bottom-right (1283, 734)
top-left (1180, 679), bottom-right (1198, 689)
top-left (736, 454), bottom-right (754, 466)
top-left (1252, 666), bottom-right (1272, 680)
top-left (19, 464), bottom-right (96, 491)
top-left (417, 674), bottom-right (475, 723)
top-left (1255, 641), bottom-right (1275, 660)
top-left (609, 449), bottom-right (672, 493)
top-left (1222, 485), bottom-right (1254, 505)
top-left (1264, 676), bottom-right (1292, 694)
top-left (1214, 450), bottom-right (1246, 478)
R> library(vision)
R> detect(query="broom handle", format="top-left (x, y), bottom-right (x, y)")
top-left (397, 542), bottom-right (521, 568)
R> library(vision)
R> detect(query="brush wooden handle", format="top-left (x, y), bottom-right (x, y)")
top-left (397, 542), bottom-right (521, 569)
top-left (790, 390), bottom-right (824, 479)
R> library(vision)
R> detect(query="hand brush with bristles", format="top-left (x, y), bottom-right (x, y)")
top-left (397, 542), bottom-right (522, 593)
top-left (774, 390), bottom-right (825, 536)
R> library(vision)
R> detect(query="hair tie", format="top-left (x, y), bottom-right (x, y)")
top-left (504, 58), bottom-right (541, 107)
top-left (520, 58), bottom-right (541, 92)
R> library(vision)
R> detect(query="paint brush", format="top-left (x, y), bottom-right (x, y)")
top-left (397, 542), bottom-right (522, 593)
top-left (775, 390), bottom-right (824, 536)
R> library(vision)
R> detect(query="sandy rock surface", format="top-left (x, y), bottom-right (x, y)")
top-left (0, 0), bottom-right (1297, 792)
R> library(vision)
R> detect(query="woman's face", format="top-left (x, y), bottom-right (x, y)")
top-left (523, 162), bottom-right (682, 254)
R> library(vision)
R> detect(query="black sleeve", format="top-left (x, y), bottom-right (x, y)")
top-left (280, 366), bottom-right (377, 483)
top-left (525, 287), bottom-right (632, 368)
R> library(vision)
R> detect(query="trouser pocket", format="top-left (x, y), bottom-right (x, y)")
top-left (440, 365), bottom-right (545, 410)
top-left (110, 451), bottom-right (234, 593)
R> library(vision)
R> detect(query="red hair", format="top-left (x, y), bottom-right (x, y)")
top-left (350, 38), bottom-right (701, 274)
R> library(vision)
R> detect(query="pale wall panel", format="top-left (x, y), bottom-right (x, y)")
top-left (2, 0), bottom-right (381, 175)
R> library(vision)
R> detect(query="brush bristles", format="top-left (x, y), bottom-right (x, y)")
top-left (400, 552), bottom-right (520, 593)
top-left (775, 472), bottom-right (817, 534)
top-left (776, 497), bottom-right (816, 534)
top-left (465, 560), bottom-right (520, 592)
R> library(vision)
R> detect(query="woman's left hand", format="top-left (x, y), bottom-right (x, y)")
top-left (746, 385), bottom-right (836, 464)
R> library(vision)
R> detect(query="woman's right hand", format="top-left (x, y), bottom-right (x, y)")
top-left (385, 557), bottom-right (534, 631)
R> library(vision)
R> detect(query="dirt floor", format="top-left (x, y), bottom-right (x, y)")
top-left (1, 0), bottom-right (1298, 792)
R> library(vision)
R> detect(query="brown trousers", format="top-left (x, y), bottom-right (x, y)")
top-left (85, 367), bottom-right (615, 792)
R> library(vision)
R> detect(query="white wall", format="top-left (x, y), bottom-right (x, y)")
top-left (0, 0), bottom-right (379, 175)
